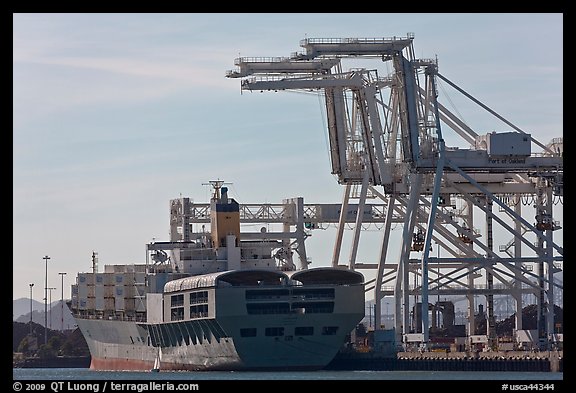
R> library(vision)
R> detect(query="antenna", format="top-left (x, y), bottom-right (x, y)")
top-left (91, 251), bottom-right (98, 274)
top-left (202, 179), bottom-right (232, 200)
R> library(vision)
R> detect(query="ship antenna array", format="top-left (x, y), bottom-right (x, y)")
top-left (202, 179), bottom-right (233, 200)
top-left (91, 251), bottom-right (98, 274)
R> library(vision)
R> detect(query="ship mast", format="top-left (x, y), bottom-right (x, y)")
top-left (91, 251), bottom-right (98, 274)
top-left (202, 179), bottom-right (232, 200)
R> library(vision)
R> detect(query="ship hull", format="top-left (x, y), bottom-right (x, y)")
top-left (76, 317), bottom-right (351, 371)
top-left (73, 268), bottom-right (365, 371)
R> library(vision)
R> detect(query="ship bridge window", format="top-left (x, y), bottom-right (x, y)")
top-left (247, 303), bottom-right (290, 315)
top-left (190, 304), bottom-right (208, 319)
top-left (291, 288), bottom-right (335, 300)
top-left (171, 307), bottom-right (184, 321)
top-left (171, 294), bottom-right (184, 307)
top-left (190, 291), bottom-right (208, 304)
top-left (322, 326), bottom-right (339, 335)
top-left (292, 302), bottom-right (334, 314)
top-left (240, 328), bottom-right (257, 337)
top-left (265, 327), bottom-right (284, 337)
top-left (295, 326), bottom-right (314, 336)
top-left (246, 289), bottom-right (289, 300)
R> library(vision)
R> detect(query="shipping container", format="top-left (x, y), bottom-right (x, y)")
top-left (114, 285), bottom-right (124, 298)
top-left (104, 298), bottom-right (115, 310)
top-left (95, 285), bottom-right (105, 299)
top-left (78, 273), bottom-right (94, 285)
top-left (125, 298), bottom-right (135, 310)
top-left (78, 284), bottom-right (94, 299)
top-left (95, 297), bottom-right (105, 311)
top-left (115, 297), bottom-right (125, 311)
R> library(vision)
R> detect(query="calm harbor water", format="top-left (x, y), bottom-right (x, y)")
top-left (13, 368), bottom-right (563, 381)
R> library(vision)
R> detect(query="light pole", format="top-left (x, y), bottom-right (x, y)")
top-left (29, 283), bottom-right (34, 336)
top-left (368, 304), bottom-right (372, 328)
top-left (59, 272), bottom-right (67, 331)
top-left (385, 300), bottom-right (389, 326)
top-left (436, 243), bottom-right (441, 328)
top-left (47, 287), bottom-right (56, 330)
top-left (43, 255), bottom-right (50, 345)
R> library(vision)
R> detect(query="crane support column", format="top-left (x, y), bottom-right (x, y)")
top-left (294, 197), bottom-right (308, 270)
top-left (545, 185), bottom-right (555, 349)
top-left (349, 168), bottom-right (370, 270)
top-left (513, 194), bottom-right (523, 332)
top-left (465, 200), bottom-right (476, 339)
top-left (398, 173), bottom-right (423, 342)
top-left (375, 194), bottom-right (396, 331)
top-left (485, 197), bottom-right (496, 349)
top-left (420, 138), bottom-right (445, 346)
top-left (332, 184), bottom-right (351, 267)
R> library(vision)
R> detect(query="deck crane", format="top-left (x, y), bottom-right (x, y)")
top-left (227, 35), bottom-right (563, 350)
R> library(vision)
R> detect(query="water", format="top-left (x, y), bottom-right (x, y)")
top-left (13, 368), bottom-right (563, 380)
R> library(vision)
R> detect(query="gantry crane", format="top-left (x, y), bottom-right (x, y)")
top-left (226, 34), bottom-right (563, 350)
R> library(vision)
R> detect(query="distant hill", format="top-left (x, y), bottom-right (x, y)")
top-left (13, 321), bottom-right (89, 356)
top-left (14, 300), bottom-right (77, 330)
top-left (13, 298), bottom-right (44, 320)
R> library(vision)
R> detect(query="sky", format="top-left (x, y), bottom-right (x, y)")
top-left (13, 13), bottom-right (563, 302)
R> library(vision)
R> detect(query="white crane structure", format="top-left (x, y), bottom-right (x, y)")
top-left (226, 35), bottom-right (563, 350)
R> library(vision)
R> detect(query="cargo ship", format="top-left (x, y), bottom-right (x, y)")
top-left (69, 182), bottom-right (365, 370)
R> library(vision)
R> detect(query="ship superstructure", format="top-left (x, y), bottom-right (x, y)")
top-left (70, 182), bottom-right (365, 370)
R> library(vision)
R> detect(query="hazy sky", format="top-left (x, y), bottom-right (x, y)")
top-left (13, 13), bottom-right (563, 301)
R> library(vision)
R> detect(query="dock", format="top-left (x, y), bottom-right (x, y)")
top-left (326, 350), bottom-right (563, 372)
